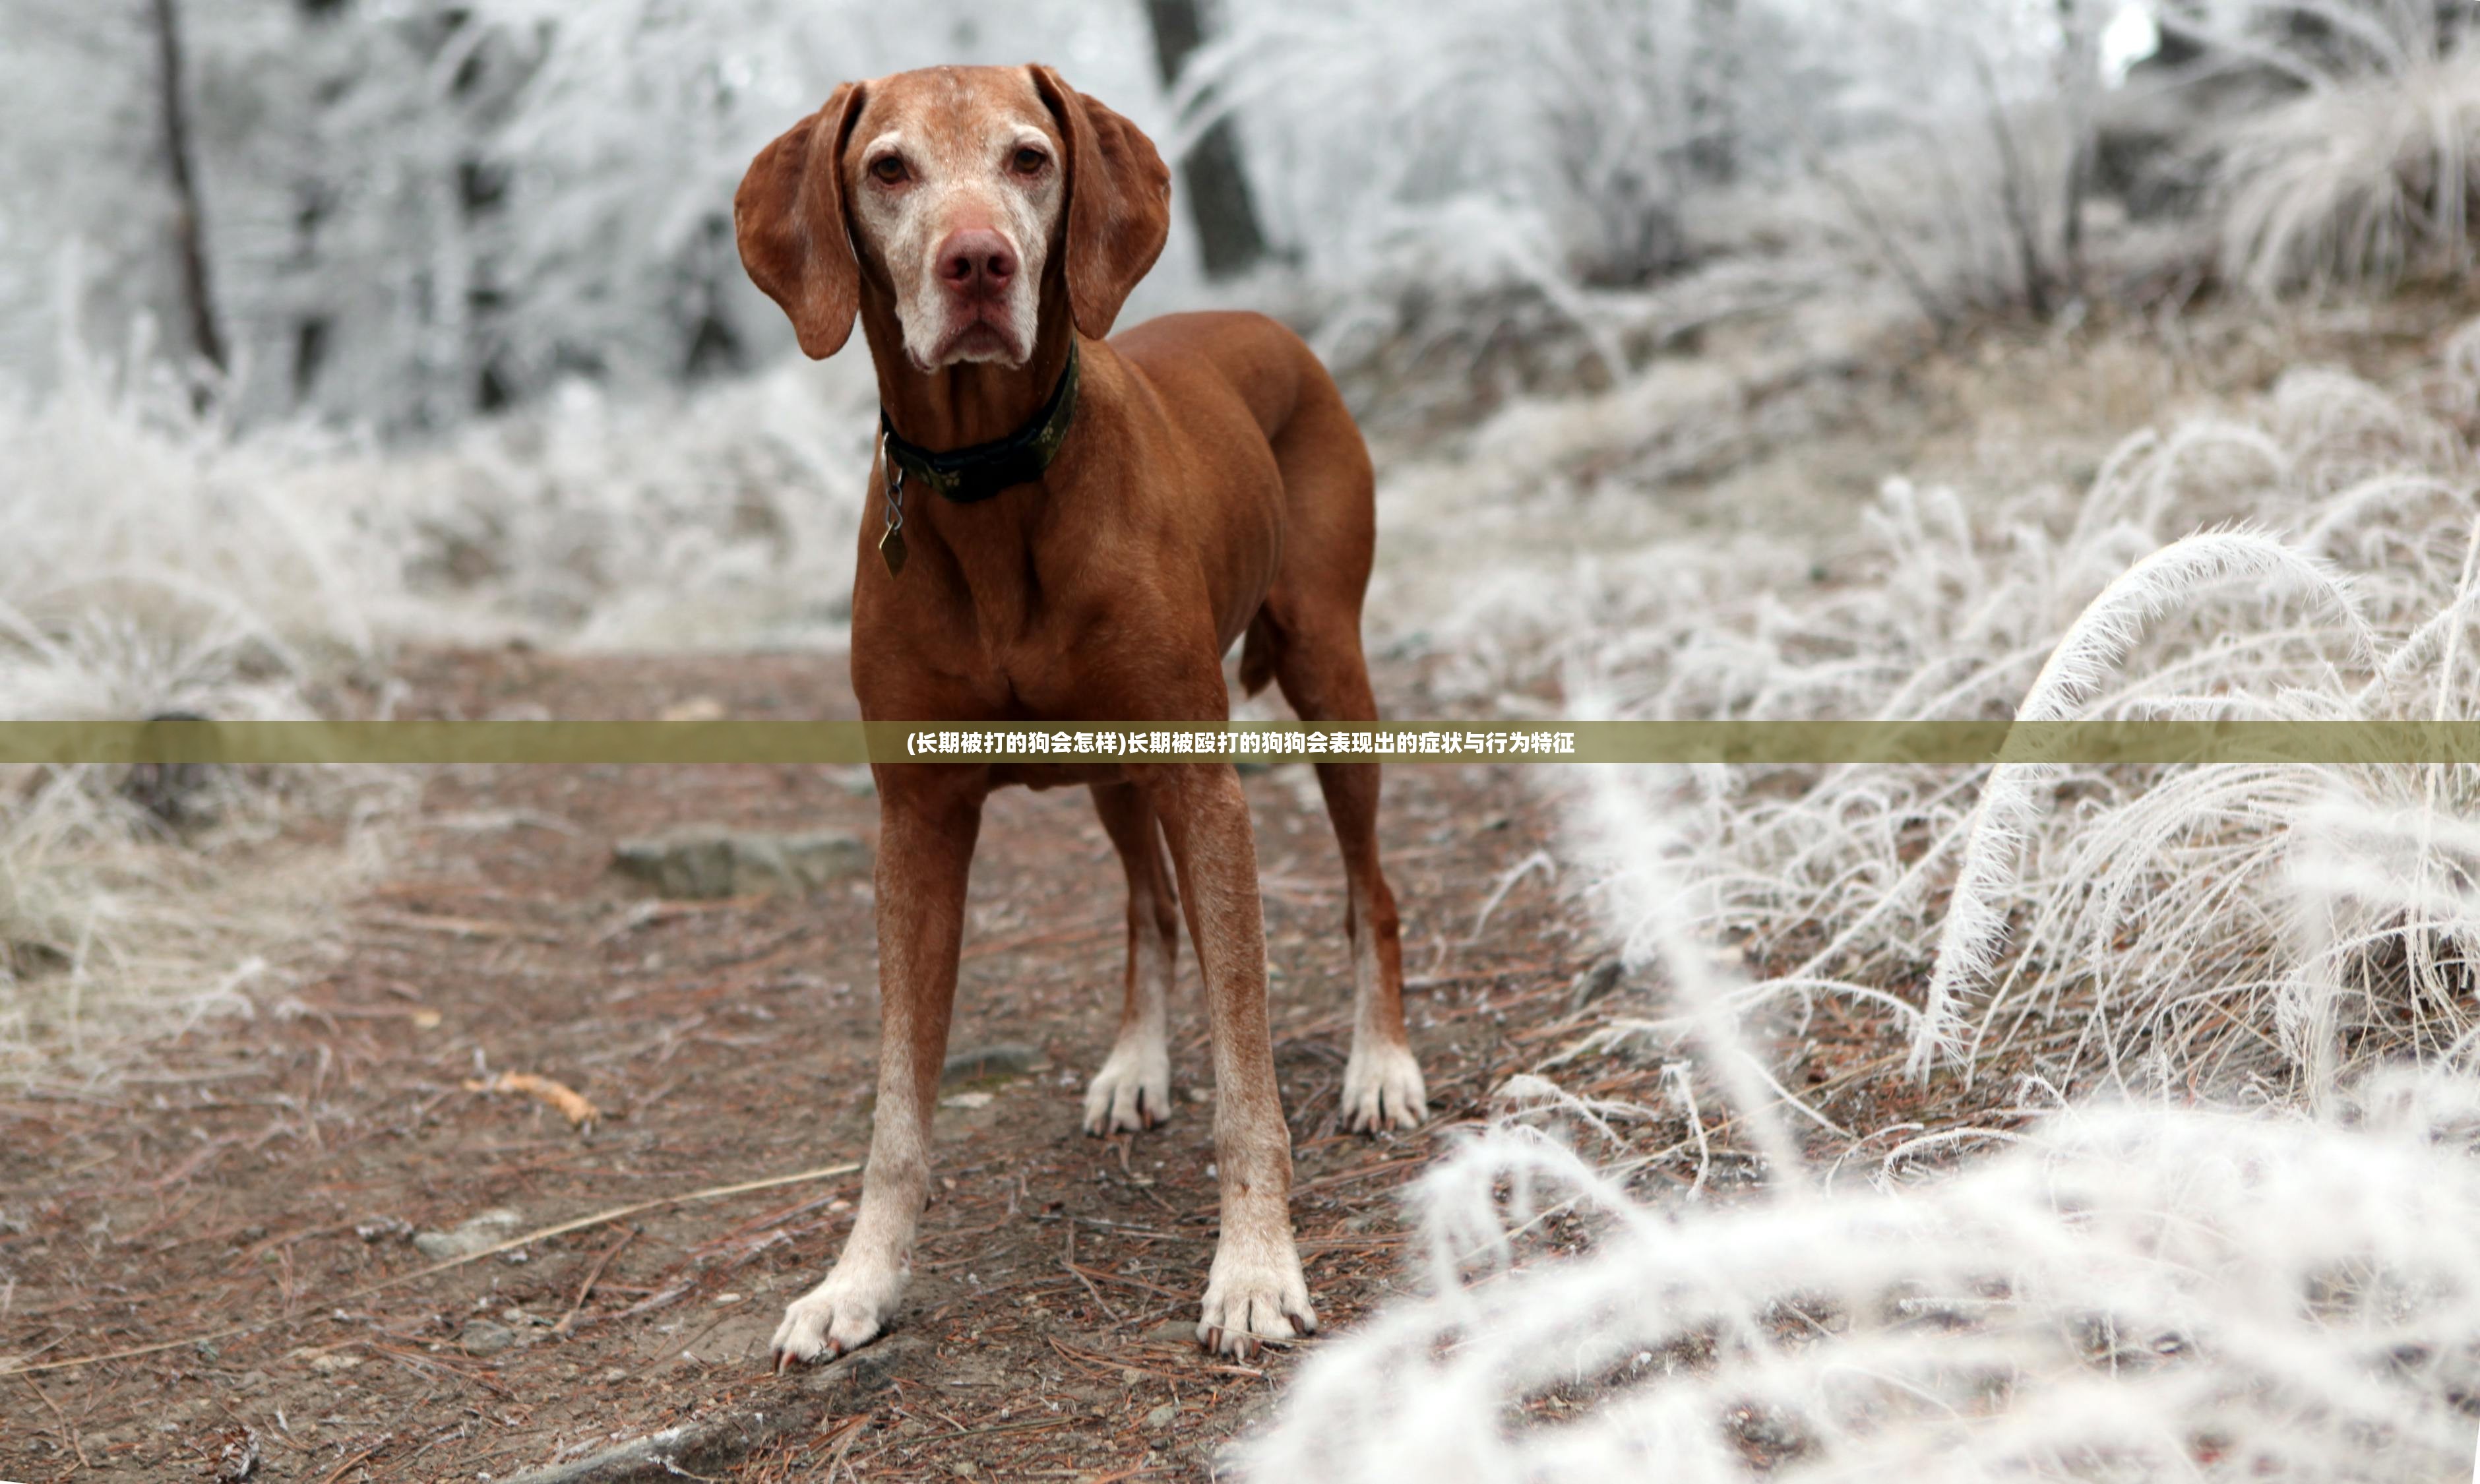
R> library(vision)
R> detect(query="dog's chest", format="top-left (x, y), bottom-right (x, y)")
top-left (851, 535), bottom-right (1192, 722)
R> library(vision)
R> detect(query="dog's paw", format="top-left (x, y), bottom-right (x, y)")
top-left (1341, 1041), bottom-right (1427, 1133)
top-left (1196, 1241), bottom-right (1315, 1361)
top-left (1082, 1040), bottom-right (1171, 1135)
top-left (770, 1258), bottom-right (906, 1373)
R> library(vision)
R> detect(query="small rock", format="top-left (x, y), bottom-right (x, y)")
top-left (122, 711), bottom-right (221, 832)
top-left (612, 827), bottom-right (868, 900)
top-left (307, 1351), bottom-right (363, 1374)
top-left (459, 1319), bottom-right (521, 1356)
top-left (1144, 1318), bottom-right (1196, 1346)
top-left (939, 1091), bottom-right (995, 1110)
top-left (1566, 958), bottom-right (1627, 1013)
top-left (1144, 1401), bottom-right (1180, 1431)
top-left (660, 696), bottom-right (726, 722)
top-left (941, 1042), bottom-right (1037, 1086)
top-left (412, 1208), bottom-right (523, 1262)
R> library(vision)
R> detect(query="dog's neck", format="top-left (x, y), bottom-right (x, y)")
top-left (859, 280), bottom-right (1079, 453)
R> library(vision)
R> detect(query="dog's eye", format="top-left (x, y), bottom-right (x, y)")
top-left (869, 156), bottom-right (908, 185)
top-left (1011, 147), bottom-right (1048, 175)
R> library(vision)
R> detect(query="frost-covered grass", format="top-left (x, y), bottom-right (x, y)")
top-left (0, 338), bottom-right (879, 1071)
top-left (332, 352), bottom-right (877, 652)
top-left (2212, 7), bottom-right (2480, 297)
top-left (1250, 295), bottom-right (2480, 1479)
top-left (0, 330), bottom-right (875, 722)
top-left (1394, 307), bottom-right (2480, 1103)
top-left (1248, 1073), bottom-right (2480, 1481)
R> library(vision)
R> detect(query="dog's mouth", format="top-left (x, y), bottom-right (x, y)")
top-left (921, 306), bottom-right (1026, 369)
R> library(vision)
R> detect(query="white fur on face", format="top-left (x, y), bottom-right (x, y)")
top-left (849, 111), bottom-right (1063, 371)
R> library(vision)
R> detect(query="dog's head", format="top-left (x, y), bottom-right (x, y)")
top-left (735, 65), bottom-right (1170, 371)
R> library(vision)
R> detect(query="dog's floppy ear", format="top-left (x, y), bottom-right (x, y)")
top-left (1028, 65), bottom-right (1171, 340)
top-left (735, 82), bottom-right (868, 359)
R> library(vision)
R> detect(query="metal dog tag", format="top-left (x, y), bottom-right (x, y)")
top-left (879, 522), bottom-right (908, 576)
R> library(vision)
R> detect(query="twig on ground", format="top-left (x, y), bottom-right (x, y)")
top-left (1, 1159), bottom-right (860, 1377)
top-left (1063, 1224), bottom-right (1125, 1324)
top-left (19, 1373), bottom-right (90, 1468)
top-left (313, 1436), bottom-right (392, 1484)
top-left (1065, 1262), bottom-right (1185, 1301)
top-left (553, 1226), bottom-right (638, 1334)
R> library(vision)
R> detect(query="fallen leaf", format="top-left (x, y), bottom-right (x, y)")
top-left (465, 1071), bottom-right (600, 1130)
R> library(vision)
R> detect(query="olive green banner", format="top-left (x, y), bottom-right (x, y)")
top-left (9, 718), bottom-right (2480, 765)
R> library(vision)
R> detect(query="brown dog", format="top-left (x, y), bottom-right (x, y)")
top-left (734, 64), bottom-right (1425, 1367)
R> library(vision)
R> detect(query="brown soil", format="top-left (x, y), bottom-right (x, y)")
top-left (3, 646), bottom-right (1872, 1483)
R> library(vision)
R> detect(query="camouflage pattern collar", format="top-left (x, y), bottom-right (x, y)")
top-left (879, 340), bottom-right (1080, 506)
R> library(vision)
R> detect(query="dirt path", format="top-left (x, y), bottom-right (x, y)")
top-left (0, 648), bottom-right (1652, 1481)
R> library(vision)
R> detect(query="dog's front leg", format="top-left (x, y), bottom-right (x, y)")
top-left (773, 767), bottom-right (982, 1370)
top-left (1143, 762), bottom-right (1315, 1359)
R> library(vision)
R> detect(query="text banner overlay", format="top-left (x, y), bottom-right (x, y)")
top-left (10, 720), bottom-right (2480, 766)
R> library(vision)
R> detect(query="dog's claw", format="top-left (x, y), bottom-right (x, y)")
top-left (1082, 1043), bottom-right (1173, 1136)
top-left (1196, 1244), bottom-right (1315, 1360)
top-left (772, 1336), bottom-right (848, 1375)
top-left (1202, 1325), bottom-right (1259, 1361)
top-left (771, 1269), bottom-right (894, 1370)
top-left (1340, 1041), bottom-right (1428, 1134)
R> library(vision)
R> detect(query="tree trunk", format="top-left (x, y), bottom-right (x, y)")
top-left (2055, 0), bottom-right (2099, 297)
top-left (2152, 1), bottom-right (2208, 68)
top-left (1971, 49), bottom-right (2052, 319)
top-left (1688, 0), bottom-right (1740, 185)
top-left (1143, 0), bottom-right (1270, 279)
top-left (149, 0), bottom-right (227, 375)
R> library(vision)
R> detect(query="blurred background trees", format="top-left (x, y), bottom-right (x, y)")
top-left (3, 0), bottom-right (2477, 434)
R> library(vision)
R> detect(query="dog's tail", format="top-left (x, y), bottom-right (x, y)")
top-left (1238, 614), bottom-right (1278, 698)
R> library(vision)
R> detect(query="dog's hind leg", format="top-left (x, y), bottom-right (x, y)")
top-left (1083, 781), bottom-right (1180, 1133)
top-left (1268, 621), bottom-right (1429, 1133)
top-left (1251, 346), bottom-right (1424, 1132)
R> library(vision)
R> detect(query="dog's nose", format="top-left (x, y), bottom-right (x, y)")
top-left (936, 230), bottom-right (1016, 299)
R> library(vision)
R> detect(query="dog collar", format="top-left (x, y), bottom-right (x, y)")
top-left (879, 341), bottom-right (1080, 506)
